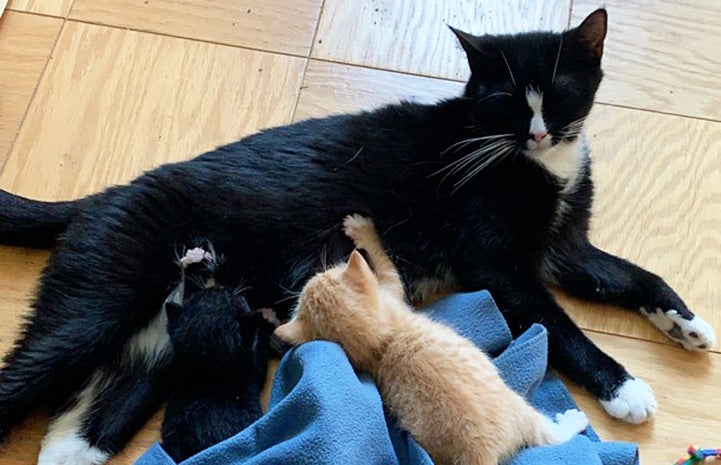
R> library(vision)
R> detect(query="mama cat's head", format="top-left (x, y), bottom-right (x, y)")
top-left (451, 9), bottom-right (607, 166)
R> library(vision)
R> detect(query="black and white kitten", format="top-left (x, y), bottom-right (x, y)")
top-left (162, 286), bottom-right (270, 462)
top-left (0, 9), bottom-right (714, 465)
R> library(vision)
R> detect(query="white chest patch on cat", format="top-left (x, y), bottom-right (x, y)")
top-left (532, 138), bottom-right (583, 181)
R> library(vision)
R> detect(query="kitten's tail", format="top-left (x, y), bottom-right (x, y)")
top-left (0, 189), bottom-right (85, 248)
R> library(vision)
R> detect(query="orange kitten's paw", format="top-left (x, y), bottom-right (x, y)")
top-left (343, 214), bottom-right (376, 247)
top-left (543, 408), bottom-right (589, 444)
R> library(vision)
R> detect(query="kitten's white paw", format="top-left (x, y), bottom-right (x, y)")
top-left (544, 409), bottom-right (588, 443)
top-left (555, 409), bottom-right (589, 435)
top-left (641, 307), bottom-right (716, 351)
top-left (343, 214), bottom-right (375, 244)
top-left (600, 378), bottom-right (657, 424)
top-left (38, 431), bottom-right (109, 465)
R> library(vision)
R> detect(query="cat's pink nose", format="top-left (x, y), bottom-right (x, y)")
top-left (530, 131), bottom-right (548, 143)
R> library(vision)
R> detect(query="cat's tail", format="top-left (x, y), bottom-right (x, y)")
top-left (0, 189), bottom-right (85, 248)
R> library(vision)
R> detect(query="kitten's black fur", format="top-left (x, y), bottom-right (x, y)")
top-left (0, 9), bottom-right (700, 459)
top-left (162, 287), bottom-right (270, 462)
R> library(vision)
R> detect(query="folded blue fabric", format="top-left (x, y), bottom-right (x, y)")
top-left (135, 291), bottom-right (639, 465)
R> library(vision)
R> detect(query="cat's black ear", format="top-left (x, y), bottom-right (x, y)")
top-left (449, 26), bottom-right (494, 72)
top-left (567, 8), bottom-right (607, 63)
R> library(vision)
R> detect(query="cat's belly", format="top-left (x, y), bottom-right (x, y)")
top-left (408, 269), bottom-right (458, 305)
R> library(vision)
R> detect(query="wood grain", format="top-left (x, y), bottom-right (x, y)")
top-left (313, 0), bottom-right (571, 80)
top-left (7, 0), bottom-right (73, 17)
top-left (0, 12), bottom-right (61, 165)
top-left (569, 331), bottom-right (721, 464)
top-left (0, 21), bottom-right (306, 200)
top-left (563, 104), bottom-right (721, 351)
top-left (294, 59), bottom-right (463, 121)
top-left (70, 0), bottom-right (324, 56)
top-left (573, 0), bottom-right (721, 121)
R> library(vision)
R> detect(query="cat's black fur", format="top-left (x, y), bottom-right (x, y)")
top-left (162, 287), bottom-right (270, 462)
top-left (0, 9), bottom-right (700, 460)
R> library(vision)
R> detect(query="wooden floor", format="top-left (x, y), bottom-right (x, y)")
top-left (1, 1), bottom-right (720, 464)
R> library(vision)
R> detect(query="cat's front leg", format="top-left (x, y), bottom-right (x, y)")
top-left (343, 214), bottom-right (405, 300)
top-left (457, 270), bottom-right (657, 423)
top-left (543, 239), bottom-right (716, 351)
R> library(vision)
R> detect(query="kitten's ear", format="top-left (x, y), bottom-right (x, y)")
top-left (567, 8), bottom-right (607, 63)
top-left (274, 319), bottom-right (307, 345)
top-left (343, 250), bottom-right (377, 292)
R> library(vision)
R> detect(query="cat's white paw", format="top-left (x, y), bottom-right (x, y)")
top-left (38, 431), bottom-right (109, 465)
top-left (600, 377), bottom-right (657, 424)
top-left (544, 409), bottom-right (588, 443)
top-left (343, 214), bottom-right (375, 245)
top-left (641, 307), bottom-right (716, 351)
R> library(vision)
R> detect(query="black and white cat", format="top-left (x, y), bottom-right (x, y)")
top-left (0, 9), bottom-right (715, 465)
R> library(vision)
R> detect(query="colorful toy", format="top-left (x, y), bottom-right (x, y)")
top-left (674, 445), bottom-right (721, 464)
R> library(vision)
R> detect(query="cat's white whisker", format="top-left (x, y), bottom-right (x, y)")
top-left (551, 37), bottom-right (563, 84)
top-left (434, 138), bottom-right (513, 179)
top-left (499, 49), bottom-right (517, 87)
top-left (446, 141), bottom-right (512, 179)
top-left (441, 133), bottom-right (513, 155)
top-left (451, 141), bottom-right (516, 193)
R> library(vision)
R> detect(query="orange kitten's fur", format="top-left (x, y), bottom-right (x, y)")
top-left (275, 215), bottom-right (588, 465)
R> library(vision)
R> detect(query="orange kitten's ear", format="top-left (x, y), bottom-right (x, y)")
top-left (343, 250), bottom-right (377, 292)
top-left (274, 319), bottom-right (308, 345)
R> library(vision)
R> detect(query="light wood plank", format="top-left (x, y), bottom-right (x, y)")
top-left (563, 104), bottom-right (721, 351)
top-left (312, 0), bottom-right (570, 80)
top-left (0, 12), bottom-right (61, 165)
top-left (70, 0), bottom-right (323, 56)
top-left (294, 59), bottom-right (463, 121)
top-left (569, 331), bottom-right (721, 465)
top-left (7, 0), bottom-right (73, 17)
top-left (0, 22), bottom-right (306, 200)
top-left (573, 0), bottom-right (721, 121)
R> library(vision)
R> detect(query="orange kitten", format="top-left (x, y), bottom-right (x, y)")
top-left (275, 215), bottom-right (588, 465)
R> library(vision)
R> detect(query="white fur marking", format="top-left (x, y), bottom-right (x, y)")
top-left (526, 90), bottom-right (547, 138)
top-left (600, 378), bottom-right (657, 424)
top-left (125, 309), bottom-right (171, 367)
top-left (641, 307), bottom-right (716, 351)
top-left (544, 409), bottom-right (589, 443)
top-left (528, 138), bottom-right (583, 180)
top-left (38, 374), bottom-right (111, 465)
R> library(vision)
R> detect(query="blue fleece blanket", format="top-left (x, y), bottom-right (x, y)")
top-left (136, 291), bottom-right (639, 465)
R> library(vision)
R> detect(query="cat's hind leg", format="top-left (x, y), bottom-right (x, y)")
top-left (38, 311), bottom-right (173, 465)
top-left (343, 214), bottom-right (405, 299)
top-left (543, 240), bottom-right (716, 351)
top-left (0, 316), bottom-right (118, 444)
